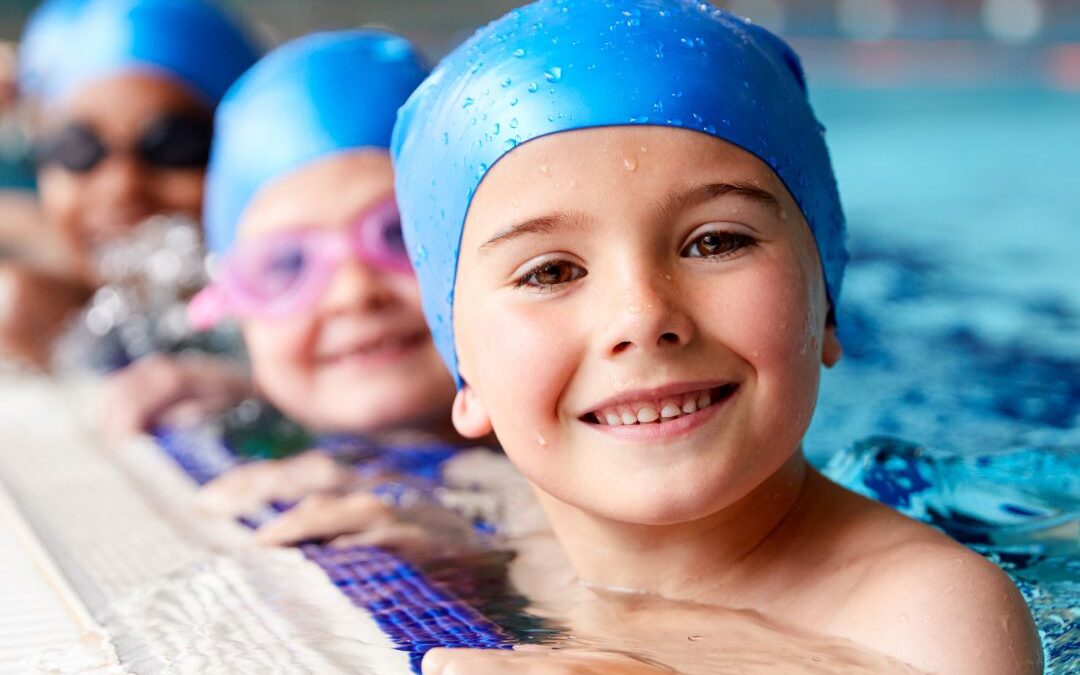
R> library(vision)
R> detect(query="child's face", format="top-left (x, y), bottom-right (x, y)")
top-left (239, 150), bottom-right (455, 432)
top-left (453, 126), bottom-right (841, 525)
top-left (36, 73), bottom-right (209, 268)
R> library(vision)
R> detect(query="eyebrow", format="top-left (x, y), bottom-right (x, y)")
top-left (478, 210), bottom-right (589, 254)
top-left (478, 181), bottom-right (781, 254)
top-left (656, 182), bottom-right (782, 223)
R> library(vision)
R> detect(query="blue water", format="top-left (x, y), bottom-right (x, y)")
top-left (805, 87), bottom-right (1080, 674)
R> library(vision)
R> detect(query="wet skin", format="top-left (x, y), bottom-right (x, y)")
top-left (436, 126), bottom-right (1041, 675)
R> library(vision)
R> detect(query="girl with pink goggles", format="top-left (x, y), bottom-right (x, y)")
top-left (188, 198), bottom-right (412, 329)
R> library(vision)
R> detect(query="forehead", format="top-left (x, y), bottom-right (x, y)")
top-left (45, 70), bottom-right (207, 133)
top-left (464, 126), bottom-right (800, 238)
top-left (238, 149), bottom-right (395, 241)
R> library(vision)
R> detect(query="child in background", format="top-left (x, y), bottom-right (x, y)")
top-left (392, 1), bottom-right (1043, 673)
top-left (6, 0), bottom-right (259, 367)
top-left (115, 30), bottom-right (482, 550)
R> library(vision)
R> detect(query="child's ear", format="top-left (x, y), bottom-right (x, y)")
top-left (452, 384), bottom-right (494, 438)
top-left (822, 323), bottom-right (842, 368)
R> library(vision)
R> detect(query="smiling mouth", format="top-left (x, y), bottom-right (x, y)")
top-left (317, 330), bottom-right (428, 365)
top-left (580, 384), bottom-right (739, 427)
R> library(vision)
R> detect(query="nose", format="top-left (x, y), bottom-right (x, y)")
top-left (602, 270), bottom-right (695, 358)
top-left (93, 153), bottom-right (150, 221)
top-left (319, 256), bottom-right (396, 315)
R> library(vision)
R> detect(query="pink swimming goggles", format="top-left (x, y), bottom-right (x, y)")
top-left (188, 198), bottom-right (413, 329)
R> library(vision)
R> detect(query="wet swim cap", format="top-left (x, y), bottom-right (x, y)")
top-left (393, 0), bottom-right (847, 384)
top-left (19, 0), bottom-right (261, 107)
top-left (203, 30), bottom-right (429, 255)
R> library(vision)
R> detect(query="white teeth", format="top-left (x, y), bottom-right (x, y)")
top-left (591, 388), bottom-right (722, 426)
top-left (636, 406), bottom-right (660, 423)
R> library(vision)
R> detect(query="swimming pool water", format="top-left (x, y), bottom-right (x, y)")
top-left (806, 87), bottom-right (1079, 459)
top-left (806, 86), bottom-right (1080, 674)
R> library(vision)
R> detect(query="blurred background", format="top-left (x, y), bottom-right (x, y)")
top-left (0, 0), bottom-right (1077, 456)
top-left (2, 0), bottom-right (1080, 86)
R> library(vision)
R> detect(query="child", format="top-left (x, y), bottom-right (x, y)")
top-left (4, 0), bottom-right (259, 366)
top-left (392, 1), bottom-right (1043, 673)
top-left (119, 30), bottom-right (475, 549)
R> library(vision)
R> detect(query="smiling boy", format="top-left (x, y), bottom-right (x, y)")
top-left (392, 1), bottom-right (1043, 673)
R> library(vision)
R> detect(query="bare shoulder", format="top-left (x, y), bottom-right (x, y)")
top-left (832, 515), bottom-right (1043, 675)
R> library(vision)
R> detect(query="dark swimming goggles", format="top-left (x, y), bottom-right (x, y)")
top-left (34, 113), bottom-right (214, 174)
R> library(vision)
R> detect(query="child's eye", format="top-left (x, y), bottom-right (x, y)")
top-left (514, 260), bottom-right (587, 290)
top-left (681, 231), bottom-right (756, 259)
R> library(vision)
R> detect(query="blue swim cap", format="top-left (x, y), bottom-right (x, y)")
top-left (393, 0), bottom-right (847, 385)
top-left (203, 30), bottom-right (429, 255)
top-left (19, 0), bottom-right (261, 107)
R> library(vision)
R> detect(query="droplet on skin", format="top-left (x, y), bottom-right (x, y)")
top-left (688, 635), bottom-right (702, 642)
top-left (535, 433), bottom-right (547, 447)
top-left (539, 164), bottom-right (551, 176)
top-left (627, 303), bottom-right (643, 314)
top-left (623, 157), bottom-right (638, 171)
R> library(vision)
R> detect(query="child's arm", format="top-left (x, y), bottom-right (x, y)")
top-left (833, 541), bottom-right (1043, 675)
top-left (0, 262), bottom-right (92, 368)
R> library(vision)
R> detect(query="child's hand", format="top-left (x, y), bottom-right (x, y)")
top-left (421, 646), bottom-right (675, 675)
top-left (196, 450), bottom-right (354, 516)
top-left (253, 490), bottom-right (400, 545)
top-left (103, 353), bottom-right (251, 445)
top-left (253, 488), bottom-right (480, 561)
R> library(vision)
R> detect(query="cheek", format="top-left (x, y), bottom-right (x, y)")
top-left (711, 252), bottom-right (822, 430)
top-left (151, 170), bottom-right (205, 214)
top-left (37, 171), bottom-right (82, 223)
top-left (244, 319), bottom-right (316, 395)
top-left (458, 288), bottom-right (578, 426)
top-left (390, 273), bottom-right (426, 317)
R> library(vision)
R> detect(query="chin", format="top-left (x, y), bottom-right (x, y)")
top-left (325, 395), bottom-right (437, 435)
top-left (568, 466), bottom-right (746, 526)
